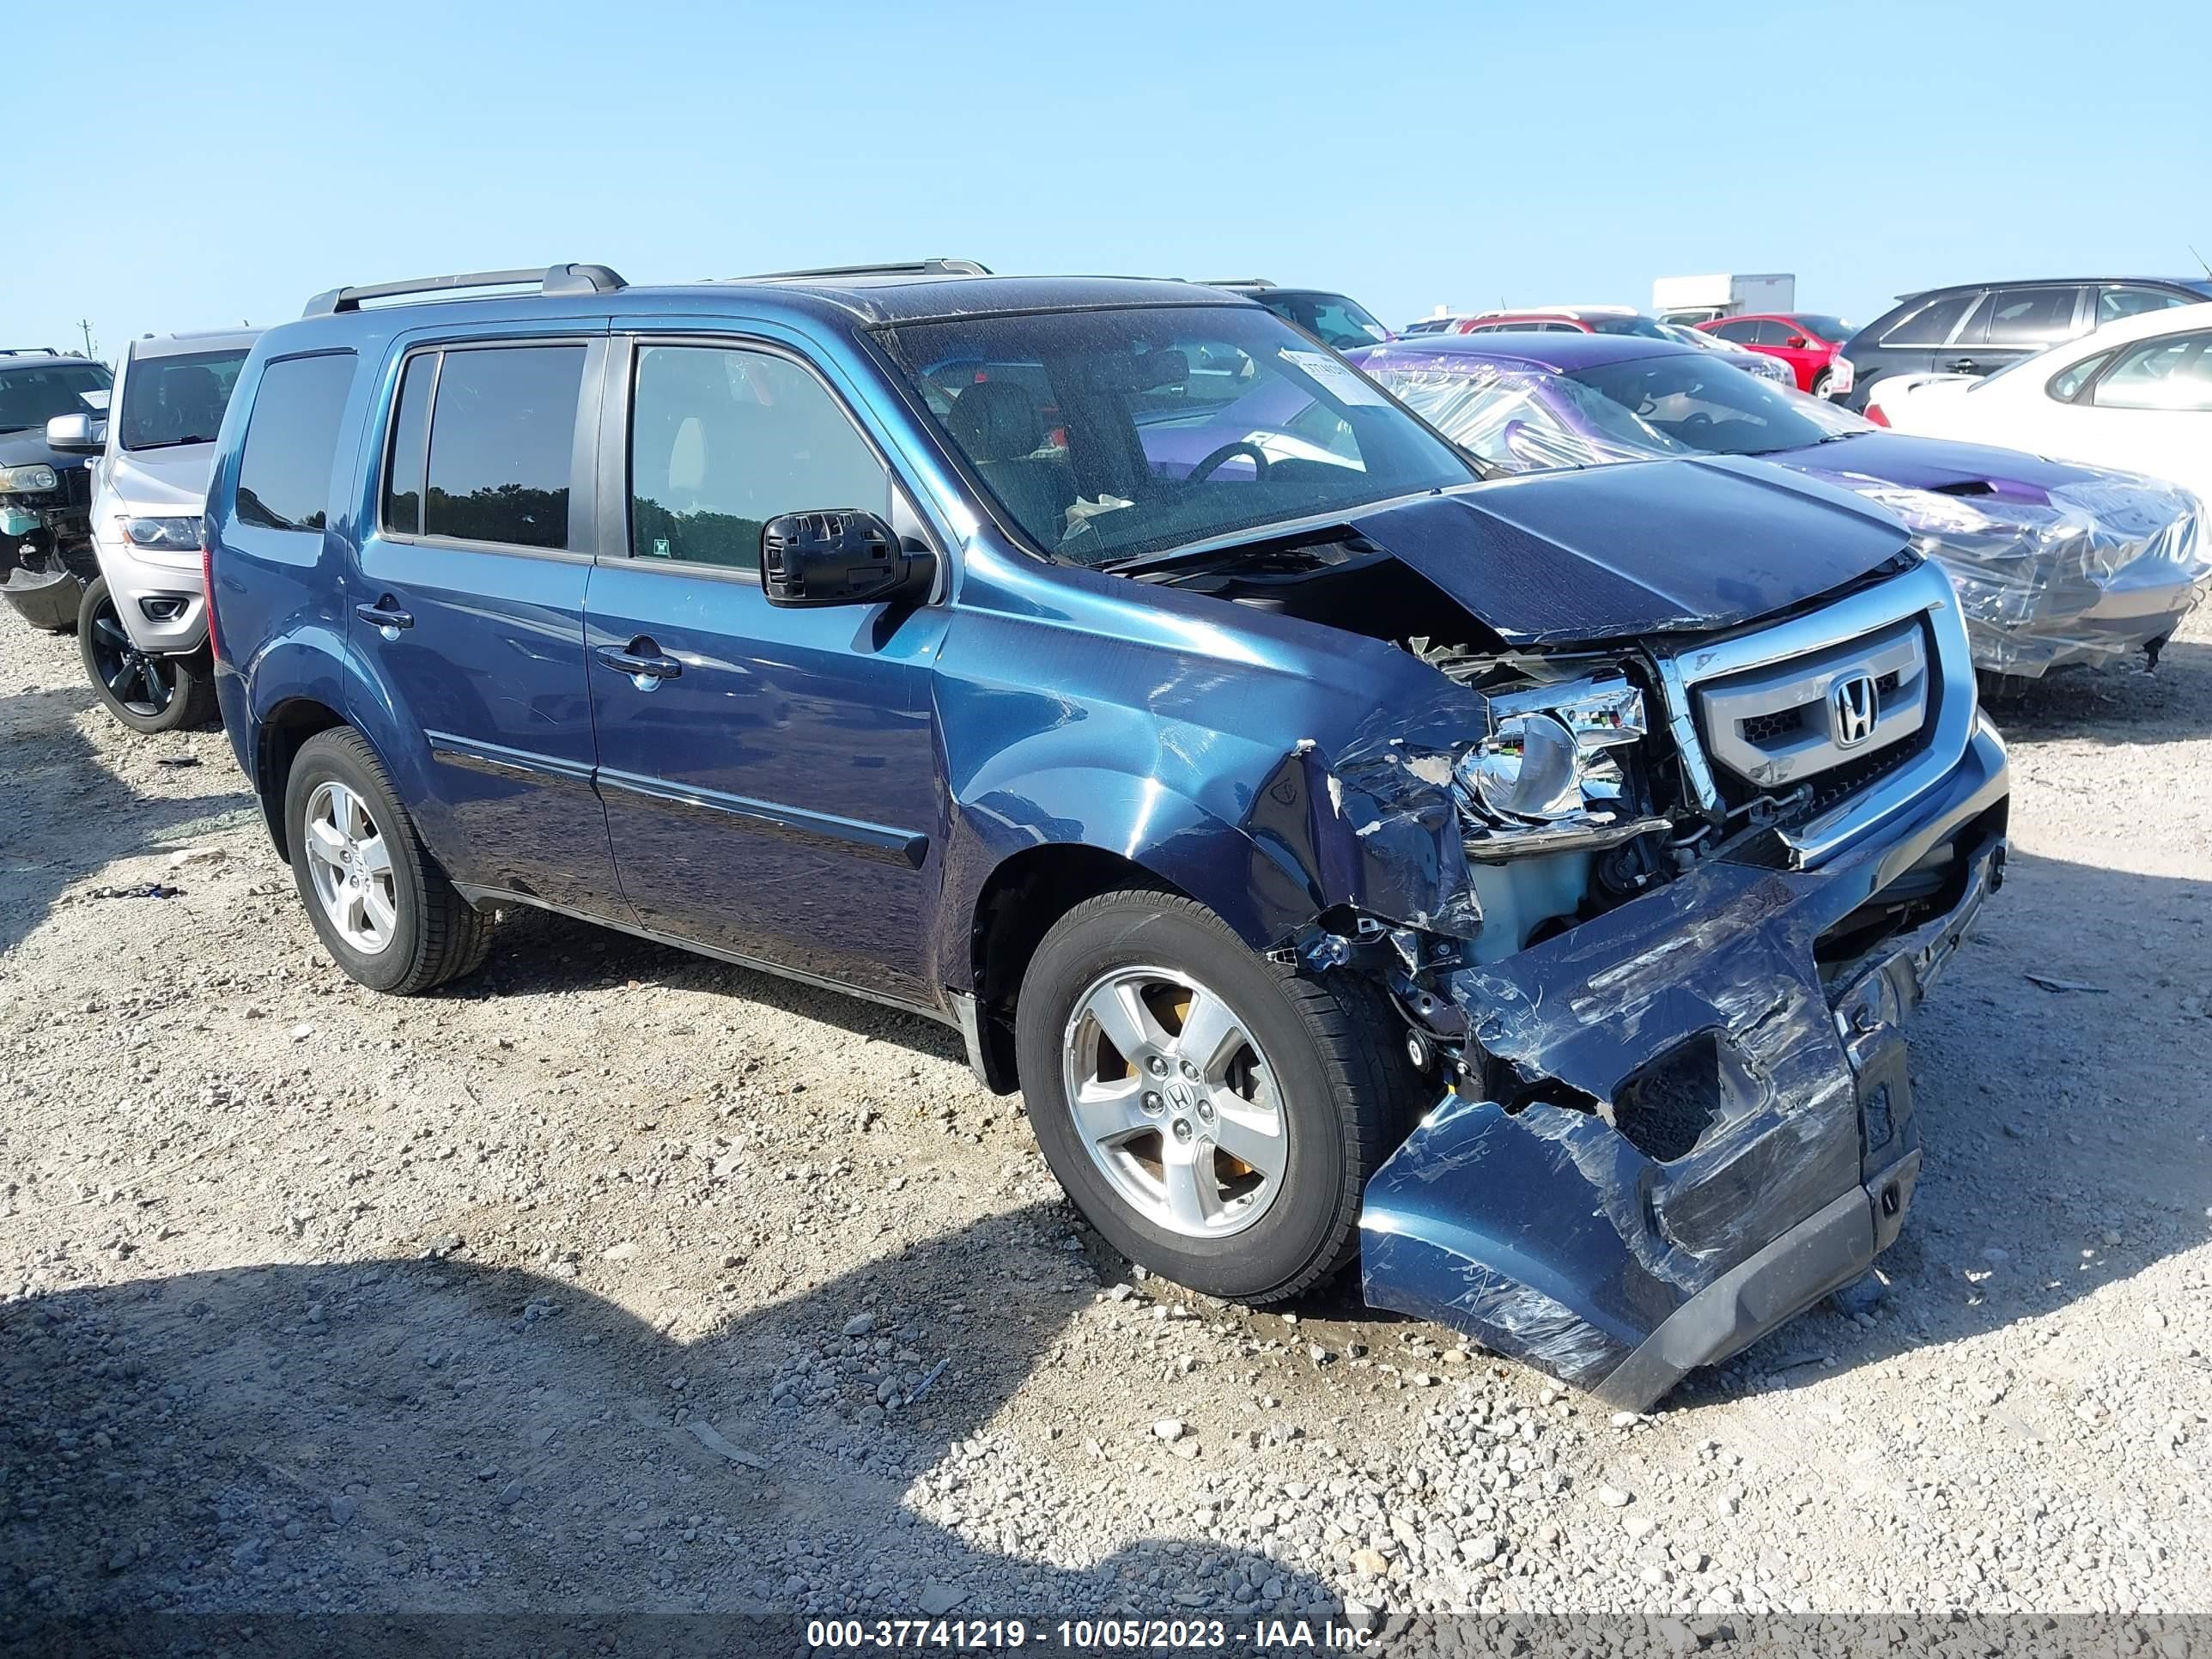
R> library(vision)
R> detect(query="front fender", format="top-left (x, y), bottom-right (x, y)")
top-left (933, 763), bottom-right (1313, 996)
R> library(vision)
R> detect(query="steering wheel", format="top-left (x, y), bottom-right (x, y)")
top-left (1187, 441), bottom-right (1272, 483)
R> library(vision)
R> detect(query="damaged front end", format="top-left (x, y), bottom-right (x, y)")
top-left (1235, 548), bottom-right (2008, 1409)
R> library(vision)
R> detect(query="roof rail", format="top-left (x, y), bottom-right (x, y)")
top-left (1199, 277), bottom-right (1275, 288)
top-left (0, 345), bottom-right (64, 357)
top-left (301, 263), bottom-right (628, 319)
top-left (737, 258), bottom-right (992, 283)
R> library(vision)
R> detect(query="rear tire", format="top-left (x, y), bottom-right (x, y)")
top-left (78, 576), bottom-right (216, 734)
top-left (1812, 370), bottom-right (1833, 399)
top-left (283, 727), bottom-right (492, 994)
top-left (1014, 887), bottom-right (1410, 1303)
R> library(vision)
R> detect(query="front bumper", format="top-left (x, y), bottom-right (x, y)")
top-left (93, 527), bottom-right (207, 654)
top-left (1358, 717), bottom-right (2008, 1410)
top-left (1, 500), bottom-right (96, 629)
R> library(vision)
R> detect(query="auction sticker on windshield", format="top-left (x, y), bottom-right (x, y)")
top-left (1279, 349), bottom-right (1388, 408)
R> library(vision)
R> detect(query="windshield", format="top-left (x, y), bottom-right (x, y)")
top-left (0, 362), bottom-right (112, 434)
top-left (878, 306), bottom-right (1474, 567)
top-left (1586, 314), bottom-right (1674, 339)
top-left (1362, 357), bottom-right (1681, 471)
top-left (119, 348), bottom-right (250, 450)
top-left (1567, 355), bottom-right (1870, 455)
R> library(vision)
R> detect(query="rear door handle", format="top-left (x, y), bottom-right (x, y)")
top-left (355, 599), bottom-right (414, 635)
top-left (1944, 358), bottom-right (1982, 374)
top-left (595, 641), bottom-right (683, 685)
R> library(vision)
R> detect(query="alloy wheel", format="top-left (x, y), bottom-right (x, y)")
top-left (302, 781), bottom-right (398, 955)
top-left (1060, 964), bottom-right (1287, 1238)
top-left (88, 597), bottom-right (176, 718)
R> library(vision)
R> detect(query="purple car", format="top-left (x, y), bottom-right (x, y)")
top-left (1346, 331), bottom-right (2210, 682)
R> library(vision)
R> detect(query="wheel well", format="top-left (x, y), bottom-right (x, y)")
top-left (968, 845), bottom-right (1182, 1093)
top-left (255, 699), bottom-right (348, 859)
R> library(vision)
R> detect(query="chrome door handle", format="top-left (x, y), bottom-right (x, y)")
top-left (355, 599), bottom-right (414, 636)
top-left (595, 642), bottom-right (683, 683)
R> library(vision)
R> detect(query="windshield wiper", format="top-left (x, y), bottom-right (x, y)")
top-left (128, 436), bottom-right (218, 450)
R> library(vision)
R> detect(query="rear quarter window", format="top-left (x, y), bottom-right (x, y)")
top-left (235, 354), bottom-right (356, 533)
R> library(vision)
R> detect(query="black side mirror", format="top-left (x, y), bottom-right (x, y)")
top-left (760, 510), bottom-right (935, 608)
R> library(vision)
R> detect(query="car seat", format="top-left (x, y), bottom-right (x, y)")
top-left (947, 382), bottom-right (1075, 546)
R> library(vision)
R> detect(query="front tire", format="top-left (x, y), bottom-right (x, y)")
top-left (1015, 888), bottom-right (1408, 1303)
top-left (78, 576), bottom-right (216, 734)
top-left (283, 727), bottom-right (491, 994)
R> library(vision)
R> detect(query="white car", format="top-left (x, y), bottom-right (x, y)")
top-left (51, 327), bottom-right (258, 732)
top-left (1867, 302), bottom-right (2212, 504)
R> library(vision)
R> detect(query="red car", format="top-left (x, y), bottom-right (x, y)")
top-left (1696, 313), bottom-right (1855, 395)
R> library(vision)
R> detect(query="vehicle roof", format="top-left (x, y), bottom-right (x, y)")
top-left (129, 327), bottom-right (264, 359)
top-left (266, 274), bottom-right (1237, 355)
top-left (1354, 331), bottom-right (1685, 375)
top-left (1893, 276), bottom-right (2212, 301)
top-left (1477, 304), bottom-right (1638, 319)
top-left (1, 349), bottom-right (101, 369)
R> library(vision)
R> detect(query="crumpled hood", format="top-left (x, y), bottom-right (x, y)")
top-left (103, 442), bottom-right (218, 513)
top-left (1758, 430), bottom-right (2105, 505)
top-left (1346, 455), bottom-right (1911, 645)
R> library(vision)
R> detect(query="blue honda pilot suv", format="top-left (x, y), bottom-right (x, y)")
top-left (205, 261), bottom-right (2009, 1408)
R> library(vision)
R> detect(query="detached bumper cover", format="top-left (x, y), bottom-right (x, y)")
top-left (1358, 720), bottom-right (2007, 1410)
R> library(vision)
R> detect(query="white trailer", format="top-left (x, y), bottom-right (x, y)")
top-left (1652, 273), bottom-right (1796, 325)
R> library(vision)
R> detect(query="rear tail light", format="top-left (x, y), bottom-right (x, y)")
top-left (200, 532), bottom-right (222, 663)
top-left (1863, 403), bottom-right (1891, 428)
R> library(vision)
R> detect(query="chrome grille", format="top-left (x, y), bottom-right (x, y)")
top-left (1696, 617), bottom-right (1931, 791)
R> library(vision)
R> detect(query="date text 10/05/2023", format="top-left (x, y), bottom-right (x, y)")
top-left (804, 1617), bottom-right (1376, 1650)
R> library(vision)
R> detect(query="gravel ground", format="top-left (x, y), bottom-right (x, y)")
top-left (3, 606), bottom-right (2209, 1636)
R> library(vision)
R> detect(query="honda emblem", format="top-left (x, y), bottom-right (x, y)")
top-left (1829, 672), bottom-right (1878, 749)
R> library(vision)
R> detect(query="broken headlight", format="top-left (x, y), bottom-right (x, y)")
top-left (1455, 676), bottom-right (1647, 828)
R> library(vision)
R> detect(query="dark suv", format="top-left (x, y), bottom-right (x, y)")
top-left (1, 348), bottom-right (113, 630)
top-left (204, 262), bottom-right (2009, 1408)
top-left (1836, 276), bottom-right (2212, 409)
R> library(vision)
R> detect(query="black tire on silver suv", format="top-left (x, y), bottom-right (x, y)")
top-left (77, 575), bottom-right (216, 734)
top-left (283, 727), bottom-right (492, 994)
top-left (1014, 887), bottom-right (1410, 1303)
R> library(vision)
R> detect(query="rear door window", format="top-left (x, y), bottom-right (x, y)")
top-left (419, 345), bottom-right (586, 549)
top-left (1978, 287), bottom-right (2085, 345)
top-left (1880, 293), bottom-right (1975, 346)
top-left (235, 353), bottom-right (356, 533)
top-left (1711, 319), bottom-right (1760, 343)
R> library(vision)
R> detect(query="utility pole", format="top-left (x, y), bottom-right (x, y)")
top-left (77, 319), bottom-right (96, 360)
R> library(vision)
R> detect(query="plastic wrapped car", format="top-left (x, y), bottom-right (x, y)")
top-left (1352, 331), bottom-right (2209, 678)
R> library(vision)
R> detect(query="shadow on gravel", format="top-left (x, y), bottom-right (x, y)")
top-left (0, 1206), bottom-right (1334, 1638)
top-left (1685, 847), bottom-right (2212, 1407)
top-left (0, 686), bottom-right (255, 959)
top-left (447, 902), bottom-right (968, 1068)
top-left (1981, 638), bottom-right (2212, 746)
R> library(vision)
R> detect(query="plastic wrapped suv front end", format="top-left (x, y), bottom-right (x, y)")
top-left (1352, 558), bottom-right (2008, 1408)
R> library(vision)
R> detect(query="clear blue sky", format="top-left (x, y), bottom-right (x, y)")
top-left (14, 0), bottom-right (2209, 356)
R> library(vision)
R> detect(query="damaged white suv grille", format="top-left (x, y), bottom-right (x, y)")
top-left (1695, 614), bottom-right (1932, 788)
